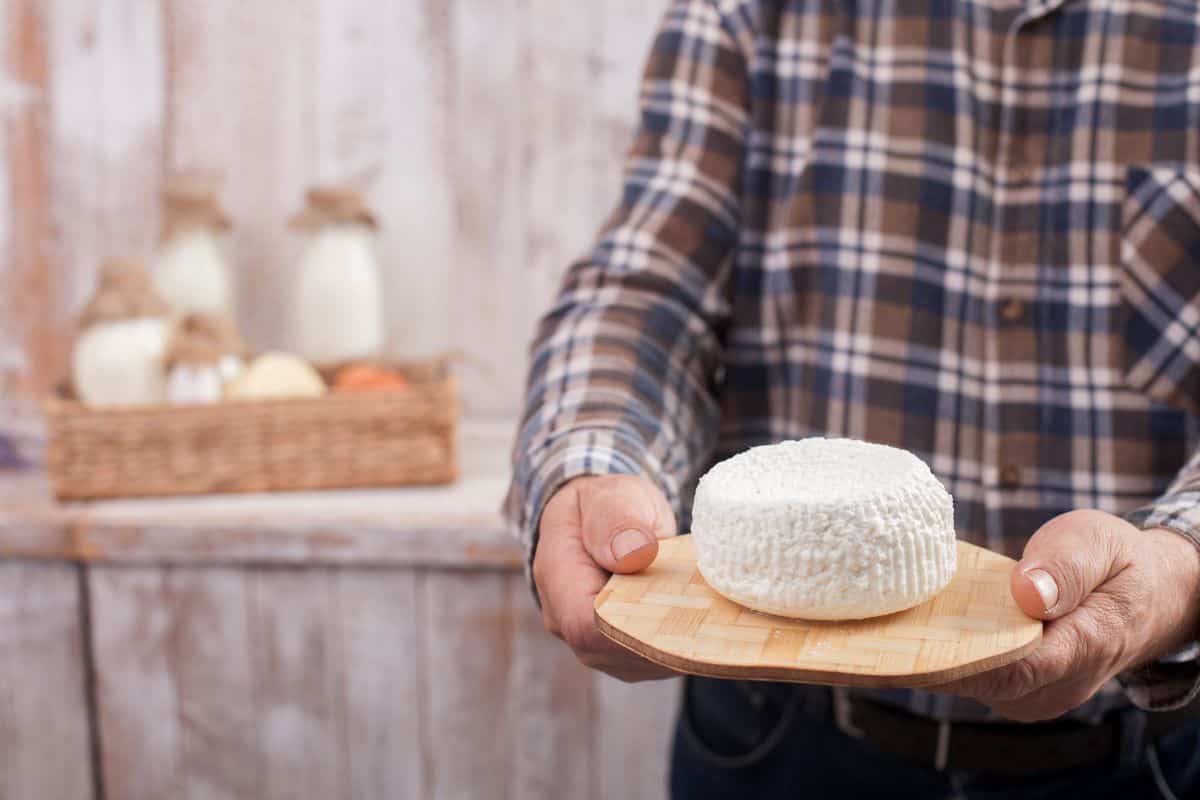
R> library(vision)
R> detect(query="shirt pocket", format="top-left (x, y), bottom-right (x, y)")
top-left (1121, 164), bottom-right (1200, 415)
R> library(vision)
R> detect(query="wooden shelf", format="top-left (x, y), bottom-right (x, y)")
top-left (0, 420), bottom-right (522, 569)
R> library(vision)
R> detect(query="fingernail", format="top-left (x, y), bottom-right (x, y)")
top-left (1026, 568), bottom-right (1059, 614)
top-left (612, 529), bottom-right (653, 562)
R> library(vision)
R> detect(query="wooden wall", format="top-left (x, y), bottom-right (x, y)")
top-left (0, 560), bottom-right (680, 800)
top-left (0, 439), bottom-right (683, 800)
top-left (0, 0), bottom-right (663, 432)
top-left (0, 6), bottom-right (679, 797)
top-left (87, 566), bottom-right (679, 800)
top-left (0, 563), bottom-right (95, 799)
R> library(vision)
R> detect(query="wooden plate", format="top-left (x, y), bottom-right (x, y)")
top-left (594, 535), bottom-right (1042, 688)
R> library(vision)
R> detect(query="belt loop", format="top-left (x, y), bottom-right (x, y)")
top-left (935, 719), bottom-right (952, 772)
top-left (833, 687), bottom-right (865, 739)
top-left (1116, 706), bottom-right (1149, 777)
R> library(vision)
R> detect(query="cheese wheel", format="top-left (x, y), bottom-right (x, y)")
top-left (691, 438), bottom-right (957, 620)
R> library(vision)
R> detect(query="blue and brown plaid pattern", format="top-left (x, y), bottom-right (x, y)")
top-left (506, 0), bottom-right (1200, 717)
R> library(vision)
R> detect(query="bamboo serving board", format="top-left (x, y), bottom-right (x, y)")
top-left (594, 536), bottom-right (1042, 688)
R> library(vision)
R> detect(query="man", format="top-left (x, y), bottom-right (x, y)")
top-left (505, 0), bottom-right (1200, 795)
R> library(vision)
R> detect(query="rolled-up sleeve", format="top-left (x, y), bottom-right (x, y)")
top-left (503, 0), bottom-right (751, 577)
top-left (1121, 451), bottom-right (1200, 710)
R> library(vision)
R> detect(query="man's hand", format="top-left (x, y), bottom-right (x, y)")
top-left (533, 474), bottom-right (679, 682)
top-left (932, 509), bottom-right (1200, 721)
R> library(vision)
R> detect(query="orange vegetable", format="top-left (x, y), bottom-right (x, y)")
top-left (334, 364), bottom-right (409, 393)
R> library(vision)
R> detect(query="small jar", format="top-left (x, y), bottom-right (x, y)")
top-left (286, 187), bottom-right (385, 365)
top-left (72, 260), bottom-right (172, 407)
top-left (164, 313), bottom-right (246, 405)
top-left (153, 174), bottom-right (235, 316)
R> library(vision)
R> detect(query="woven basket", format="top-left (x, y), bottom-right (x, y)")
top-left (45, 359), bottom-right (458, 501)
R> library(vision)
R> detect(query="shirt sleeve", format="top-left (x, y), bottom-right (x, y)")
top-left (1120, 449), bottom-right (1200, 710)
top-left (502, 0), bottom-right (751, 577)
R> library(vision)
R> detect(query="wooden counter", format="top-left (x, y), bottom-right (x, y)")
top-left (0, 422), bottom-right (678, 800)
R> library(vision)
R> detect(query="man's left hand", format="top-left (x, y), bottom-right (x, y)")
top-left (931, 509), bottom-right (1200, 721)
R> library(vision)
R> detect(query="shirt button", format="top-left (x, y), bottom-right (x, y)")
top-left (1000, 298), bottom-right (1026, 323)
top-left (1005, 140), bottom-right (1033, 183)
top-left (999, 465), bottom-right (1022, 489)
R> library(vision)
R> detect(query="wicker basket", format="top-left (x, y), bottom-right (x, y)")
top-left (45, 359), bottom-right (458, 501)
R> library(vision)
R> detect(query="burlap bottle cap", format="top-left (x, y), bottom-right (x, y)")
top-left (165, 312), bottom-right (247, 368)
top-left (162, 173), bottom-right (232, 240)
top-left (288, 186), bottom-right (379, 231)
top-left (77, 259), bottom-right (171, 329)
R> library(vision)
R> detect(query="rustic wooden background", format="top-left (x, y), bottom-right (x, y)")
top-left (0, 2), bottom-right (684, 799)
top-left (1, 431), bottom-right (685, 800)
top-left (0, 0), bottom-right (663, 433)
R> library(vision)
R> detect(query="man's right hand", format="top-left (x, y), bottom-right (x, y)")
top-left (533, 474), bottom-right (679, 682)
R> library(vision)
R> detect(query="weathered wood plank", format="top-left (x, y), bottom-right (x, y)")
top-left (334, 569), bottom-right (424, 799)
top-left (508, 573), bottom-right (594, 800)
top-left (91, 561), bottom-right (678, 800)
top-left (162, 0), bottom-right (235, 172)
top-left (246, 569), bottom-right (351, 799)
top-left (593, 674), bottom-right (680, 800)
top-left (0, 563), bottom-right (94, 800)
top-left (163, 569), bottom-right (259, 800)
top-left (440, 0), bottom-right (659, 417)
top-left (0, 0), bottom-right (51, 432)
top-left (90, 566), bottom-right (427, 799)
top-left (420, 569), bottom-right (516, 799)
top-left (90, 568), bottom-right (185, 800)
top-left (163, 0), bottom-right (316, 348)
top-left (311, 0), bottom-right (455, 362)
top-left (448, 0), bottom-right (528, 417)
top-left (0, 470), bottom-right (516, 566)
top-left (47, 0), bottom-right (165, 310)
top-left (521, 0), bottom-right (606, 313)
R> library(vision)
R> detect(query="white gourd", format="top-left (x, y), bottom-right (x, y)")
top-left (72, 318), bottom-right (170, 407)
top-left (227, 352), bottom-right (326, 399)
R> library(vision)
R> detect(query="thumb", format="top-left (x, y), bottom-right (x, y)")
top-left (1010, 510), bottom-right (1131, 620)
top-left (578, 475), bottom-right (676, 574)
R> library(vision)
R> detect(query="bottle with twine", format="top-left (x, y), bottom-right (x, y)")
top-left (164, 312), bottom-right (248, 405)
top-left (286, 185), bottom-right (385, 366)
top-left (153, 172), bottom-right (235, 316)
top-left (72, 259), bottom-right (173, 407)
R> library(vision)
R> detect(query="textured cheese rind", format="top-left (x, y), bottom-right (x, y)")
top-left (691, 438), bottom-right (957, 620)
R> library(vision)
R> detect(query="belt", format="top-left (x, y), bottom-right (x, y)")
top-left (831, 688), bottom-right (1200, 777)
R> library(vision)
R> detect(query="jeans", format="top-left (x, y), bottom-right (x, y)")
top-left (670, 677), bottom-right (1200, 799)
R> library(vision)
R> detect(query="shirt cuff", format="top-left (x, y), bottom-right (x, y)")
top-left (1120, 493), bottom-right (1200, 710)
top-left (1124, 489), bottom-right (1200, 552)
top-left (502, 428), bottom-right (673, 605)
top-left (1117, 644), bottom-right (1200, 712)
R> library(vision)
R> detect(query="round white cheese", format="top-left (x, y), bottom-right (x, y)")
top-left (691, 438), bottom-right (957, 620)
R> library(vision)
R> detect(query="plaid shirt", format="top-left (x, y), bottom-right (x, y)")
top-left (505, 0), bottom-right (1200, 720)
